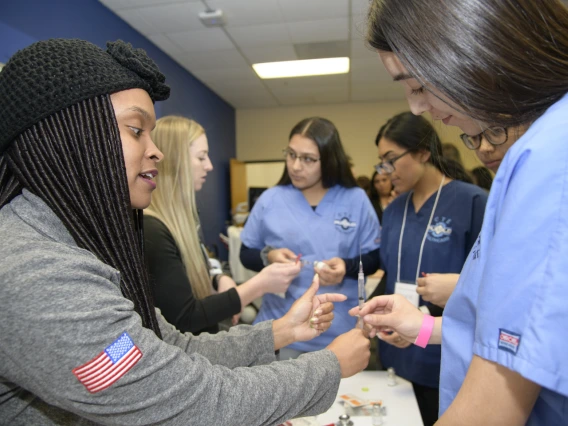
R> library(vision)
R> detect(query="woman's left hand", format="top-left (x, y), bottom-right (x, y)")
top-left (316, 257), bottom-right (346, 286)
top-left (285, 274), bottom-right (347, 342)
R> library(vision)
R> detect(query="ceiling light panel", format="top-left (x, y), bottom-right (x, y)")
top-left (253, 57), bottom-right (350, 79)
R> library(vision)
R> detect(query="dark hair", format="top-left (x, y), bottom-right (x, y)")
top-left (367, 0), bottom-right (568, 128)
top-left (368, 171), bottom-right (394, 222)
top-left (278, 117), bottom-right (357, 188)
top-left (356, 175), bottom-right (371, 193)
top-left (0, 96), bottom-right (162, 338)
top-left (471, 166), bottom-right (493, 191)
top-left (376, 112), bottom-right (472, 183)
top-left (442, 143), bottom-right (463, 165)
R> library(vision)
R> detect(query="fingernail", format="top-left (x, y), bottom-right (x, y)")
top-left (314, 309), bottom-right (322, 316)
top-left (310, 317), bottom-right (318, 323)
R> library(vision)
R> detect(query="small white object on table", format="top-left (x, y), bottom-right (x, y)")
top-left (293, 371), bottom-right (423, 425)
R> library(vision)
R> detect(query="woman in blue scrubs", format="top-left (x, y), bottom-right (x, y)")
top-left (240, 117), bottom-right (381, 358)
top-left (355, 1), bottom-right (568, 424)
top-left (375, 112), bottom-right (487, 426)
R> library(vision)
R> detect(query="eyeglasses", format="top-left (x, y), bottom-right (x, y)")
top-left (374, 150), bottom-right (411, 174)
top-left (460, 127), bottom-right (508, 150)
top-left (283, 149), bottom-right (320, 165)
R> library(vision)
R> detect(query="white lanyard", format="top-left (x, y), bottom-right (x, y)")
top-left (397, 176), bottom-right (445, 283)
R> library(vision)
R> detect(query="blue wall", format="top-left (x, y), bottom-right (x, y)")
top-left (0, 0), bottom-right (235, 259)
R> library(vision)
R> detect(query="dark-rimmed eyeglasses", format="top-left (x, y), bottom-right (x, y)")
top-left (374, 150), bottom-right (411, 174)
top-left (460, 127), bottom-right (508, 150)
top-left (283, 148), bottom-right (320, 165)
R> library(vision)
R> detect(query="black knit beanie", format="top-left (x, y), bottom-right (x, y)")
top-left (0, 38), bottom-right (170, 154)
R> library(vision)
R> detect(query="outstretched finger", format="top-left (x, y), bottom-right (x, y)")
top-left (357, 295), bottom-right (393, 316)
top-left (315, 292), bottom-right (348, 303)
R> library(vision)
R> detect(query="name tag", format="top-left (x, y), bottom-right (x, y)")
top-left (394, 281), bottom-right (419, 308)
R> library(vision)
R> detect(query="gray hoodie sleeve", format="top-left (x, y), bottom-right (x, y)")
top-left (0, 231), bottom-right (341, 426)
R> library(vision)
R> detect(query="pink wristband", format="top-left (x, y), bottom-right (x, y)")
top-left (414, 314), bottom-right (435, 348)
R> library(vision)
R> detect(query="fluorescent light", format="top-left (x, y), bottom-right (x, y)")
top-left (253, 57), bottom-right (350, 79)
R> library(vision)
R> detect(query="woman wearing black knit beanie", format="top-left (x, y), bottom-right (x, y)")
top-left (0, 39), bottom-right (370, 425)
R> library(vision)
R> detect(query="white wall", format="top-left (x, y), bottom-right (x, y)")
top-left (236, 101), bottom-right (483, 178)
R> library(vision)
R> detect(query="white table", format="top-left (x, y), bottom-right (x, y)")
top-left (292, 371), bottom-right (423, 426)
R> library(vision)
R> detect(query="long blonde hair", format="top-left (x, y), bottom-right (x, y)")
top-left (146, 116), bottom-right (211, 300)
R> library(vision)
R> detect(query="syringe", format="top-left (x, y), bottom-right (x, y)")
top-left (356, 259), bottom-right (365, 329)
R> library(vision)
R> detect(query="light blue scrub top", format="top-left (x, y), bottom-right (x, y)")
top-left (240, 184), bottom-right (381, 352)
top-left (441, 93), bottom-right (568, 424)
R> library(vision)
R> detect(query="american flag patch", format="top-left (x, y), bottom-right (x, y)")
top-left (72, 332), bottom-right (142, 393)
top-left (498, 329), bottom-right (521, 355)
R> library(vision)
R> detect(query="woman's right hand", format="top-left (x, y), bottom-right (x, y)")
top-left (349, 294), bottom-right (423, 344)
top-left (267, 247), bottom-right (297, 264)
top-left (258, 262), bottom-right (301, 294)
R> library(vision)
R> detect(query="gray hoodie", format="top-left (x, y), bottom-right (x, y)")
top-left (0, 191), bottom-right (341, 425)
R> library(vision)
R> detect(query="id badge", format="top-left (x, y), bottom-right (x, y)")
top-left (394, 281), bottom-right (419, 308)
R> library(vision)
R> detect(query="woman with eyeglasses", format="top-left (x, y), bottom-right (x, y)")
top-left (373, 111), bottom-right (487, 426)
top-left (240, 117), bottom-right (381, 359)
top-left (353, 0), bottom-right (568, 424)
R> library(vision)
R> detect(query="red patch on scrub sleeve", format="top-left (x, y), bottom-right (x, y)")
top-left (72, 332), bottom-right (142, 393)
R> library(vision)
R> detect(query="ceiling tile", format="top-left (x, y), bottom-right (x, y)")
top-left (207, 0), bottom-right (283, 27)
top-left (278, 0), bottom-right (349, 22)
top-left (135, 2), bottom-right (206, 34)
top-left (288, 19), bottom-right (349, 44)
top-left (99, 0), bottom-right (198, 12)
top-left (226, 23), bottom-right (291, 47)
top-left (112, 8), bottom-right (158, 35)
top-left (351, 0), bottom-right (370, 33)
top-left (221, 89), bottom-right (279, 108)
top-left (188, 65), bottom-right (258, 83)
top-left (147, 34), bottom-right (185, 57)
top-left (166, 28), bottom-right (234, 52)
top-left (350, 57), bottom-right (391, 83)
top-left (351, 83), bottom-right (405, 102)
top-left (241, 45), bottom-right (297, 64)
top-left (177, 49), bottom-right (250, 70)
top-left (350, 38), bottom-right (377, 59)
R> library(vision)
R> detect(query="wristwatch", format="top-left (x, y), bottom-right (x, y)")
top-left (260, 245), bottom-right (275, 266)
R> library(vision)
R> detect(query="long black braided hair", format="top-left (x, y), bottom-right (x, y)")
top-left (0, 94), bottom-right (162, 337)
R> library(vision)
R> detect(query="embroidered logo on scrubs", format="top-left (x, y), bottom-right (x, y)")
top-left (334, 213), bottom-right (357, 233)
top-left (427, 217), bottom-right (452, 243)
top-left (72, 332), bottom-right (142, 393)
top-left (498, 329), bottom-right (521, 355)
top-left (472, 234), bottom-right (481, 260)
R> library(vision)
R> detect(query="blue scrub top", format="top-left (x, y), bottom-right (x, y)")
top-left (380, 180), bottom-right (487, 388)
top-left (441, 93), bottom-right (568, 424)
top-left (240, 184), bottom-right (380, 352)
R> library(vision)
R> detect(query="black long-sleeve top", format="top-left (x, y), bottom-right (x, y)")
top-left (144, 215), bottom-right (241, 334)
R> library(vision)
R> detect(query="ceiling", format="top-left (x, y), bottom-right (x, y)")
top-left (98, 0), bottom-right (403, 108)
